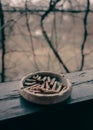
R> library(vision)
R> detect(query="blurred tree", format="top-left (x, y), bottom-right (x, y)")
top-left (0, 0), bottom-right (5, 82)
top-left (0, 0), bottom-right (93, 82)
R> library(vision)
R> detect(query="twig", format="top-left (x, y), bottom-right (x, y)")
top-left (2, 9), bottom-right (93, 13)
top-left (40, 0), bottom-right (70, 73)
top-left (25, 0), bottom-right (39, 70)
top-left (79, 0), bottom-right (90, 71)
top-left (53, 11), bottom-right (58, 49)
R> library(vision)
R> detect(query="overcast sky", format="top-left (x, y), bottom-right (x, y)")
top-left (2, 0), bottom-right (93, 7)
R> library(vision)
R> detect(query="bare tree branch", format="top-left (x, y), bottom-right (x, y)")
top-left (51, 11), bottom-right (58, 49)
top-left (1, 0), bottom-right (93, 14)
top-left (2, 9), bottom-right (93, 13)
top-left (53, 11), bottom-right (58, 49)
top-left (79, 0), bottom-right (90, 71)
top-left (25, 0), bottom-right (39, 71)
top-left (41, 21), bottom-right (70, 73)
top-left (40, 0), bottom-right (70, 73)
top-left (0, 0), bottom-right (93, 82)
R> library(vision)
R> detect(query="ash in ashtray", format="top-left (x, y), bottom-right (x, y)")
top-left (23, 74), bottom-right (67, 94)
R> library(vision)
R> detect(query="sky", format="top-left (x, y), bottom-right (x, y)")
top-left (9, 0), bottom-right (93, 4)
top-left (2, 0), bottom-right (93, 7)
top-left (2, 0), bottom-right (49, 7)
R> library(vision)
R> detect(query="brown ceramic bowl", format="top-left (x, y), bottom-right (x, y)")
top-left (19, 71), bottom-right (72, 105)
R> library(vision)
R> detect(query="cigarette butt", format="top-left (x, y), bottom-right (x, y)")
top-left (42, 76), bottom-right (47, 81)
top-left (52, 81), bottom-right (57, 90)
top-left (30, 84), bottom-right (40, 89)
top-left (30, 85), bottom-right (42, 93)
top-left (62, 86), bottom-right (67, 91)
top-left (23, 81), bottom-right (36, 86)
top-left (41, 83), bottom-right (45, 88)
top-left (47, 76), bottom-right (51, 83)
top-left (25, 78), bottom-right (36, 82)
top-left (32, 75), bottom-right (39, 79)
top-left (45, 81), bottom-right (50, 89)
top-left (29, 85), bottom-right (42, 93)
top-left (37, 76), bottom-right (41, 81)
top-left (57, 82), bottom-right (62, 92)
top-left (50, 78), bottom-right (56, 86)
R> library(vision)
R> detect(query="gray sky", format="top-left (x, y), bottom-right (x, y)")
top-left (2, 0), bottom-right (93, 7)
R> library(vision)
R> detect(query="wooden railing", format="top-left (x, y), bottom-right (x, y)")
top-left (0, 69), bottom-right (93, 130)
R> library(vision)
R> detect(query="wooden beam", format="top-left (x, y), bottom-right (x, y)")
top-left (0, 69), bottom-right (93, 121)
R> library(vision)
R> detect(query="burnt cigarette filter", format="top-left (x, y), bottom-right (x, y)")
top-left (32, 75), bottom-right (39, 79)
top-left (52, 81), bottom-right (57, 90)
top-left (24, 81), bottom-right (36, 86)
top-left (25, 78), bottom-right (36, 82)
top-left (47, 76), bottom-right (51, 83)
top-left (42, 76), bottom-right (47, 81)
top-left (57, 83), bottom-right (62, 92)
top-left (45, 81), bottom-right (50, 89)
top-left (37, 76), bottom-right (41, 81)
top-left (62, 86), bottom-right (67, 91)
top-left (41, 83), bottom-right (45, 88)
top-left (50, 78), bottom-right (56, 86)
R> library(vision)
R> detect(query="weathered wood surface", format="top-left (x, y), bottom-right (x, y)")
top-left (0, 69), bottom-right (93, 121)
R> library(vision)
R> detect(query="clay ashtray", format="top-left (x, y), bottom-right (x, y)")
top-left (19, 71), bottom-right (72, 105)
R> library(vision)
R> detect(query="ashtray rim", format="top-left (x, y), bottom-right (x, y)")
top-left (19, 71), bottom-right (72, 104)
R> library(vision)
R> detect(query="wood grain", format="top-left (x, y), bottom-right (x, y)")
top-left (0, 69), bottom-right (93, 121)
